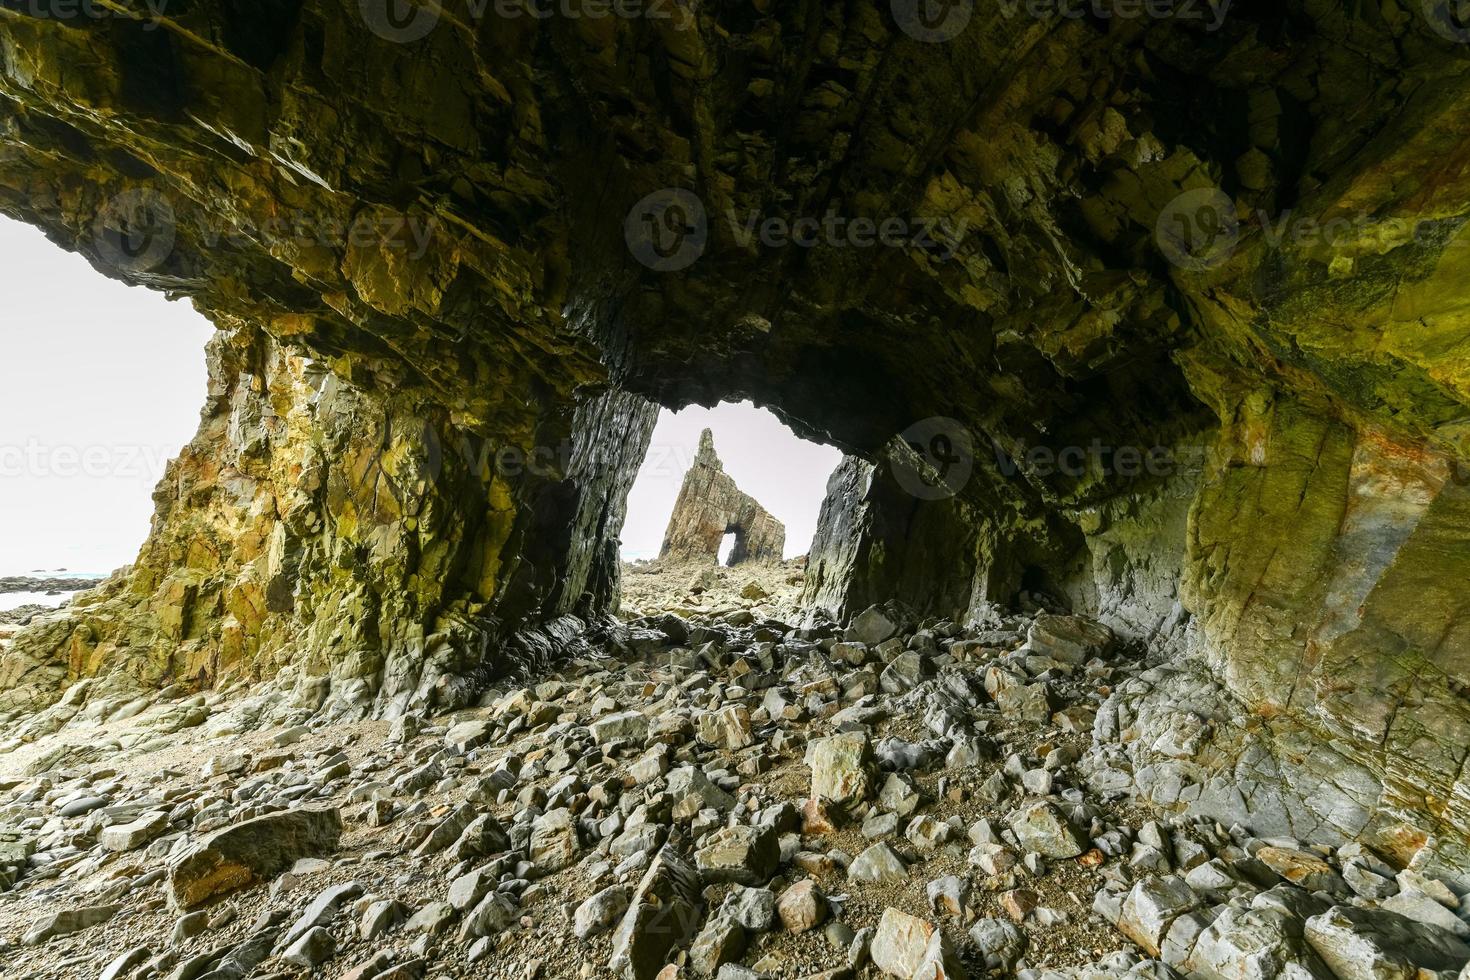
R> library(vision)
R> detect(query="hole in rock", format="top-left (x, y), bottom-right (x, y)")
top-left (0, 217), bottom-right (213, 613)
top-left (620, 401), bottom-right (844, 612)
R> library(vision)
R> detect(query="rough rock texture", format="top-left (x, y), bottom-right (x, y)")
top-left (12, 600), bottom-right (1459, 980)
top-left (659, 430), bottom-right (785, 566)
top-left (167, 807), bottom-right (343, 910)
top-left (0, 322), bottom-right (657, 723)
top-left (2, 0), bottom-right (1470, 886)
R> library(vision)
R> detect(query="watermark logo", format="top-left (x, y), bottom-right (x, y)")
top-left (361, 0), bottom-right (686, 42)
top-left (625, 189), bottom-right (708, 272)
top-left (1423, 0), bottom-right (1470, 43)
top-left (625, 188), bottom-right (970, 271)
top-left (93, 189), bottom-right (177, 274)
top-left (1157, 185), bottom-right (1470, 273)
top-left (8, 0), bottom-right (171, 27)
top-left (891, 0), bottom-right (972, 41)
top-left (728, 209), bottom-right (968, 260)
top-left (1155, 187), bottom-right (1239, 272)
top-left (361, 0), bottom-right (441, 42)
top-left (890, 417), bottom-right (974, 500)
top-left (996, 0), bottom-right (1231, 31)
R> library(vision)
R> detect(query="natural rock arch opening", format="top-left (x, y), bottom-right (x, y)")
top-left (1, 0), bottom-right (1470, 906)
top-left (715, 530), bottom-right (737, 567)
top-left (659, 429), bottom-right (786, 567)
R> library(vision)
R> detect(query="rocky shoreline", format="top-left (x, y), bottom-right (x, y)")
top-left (0, 572), bottom-right (1464, 980)
top-left (0, 576), bottom-right (98, 597)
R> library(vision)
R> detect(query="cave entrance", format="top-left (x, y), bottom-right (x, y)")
top-left (0, 217), bottom-right (213, 616)
top-left (619, 401), bottom-right (844, 611)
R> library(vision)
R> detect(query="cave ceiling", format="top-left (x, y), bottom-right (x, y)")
top-left (0, 1), bottom-right (1467, 513)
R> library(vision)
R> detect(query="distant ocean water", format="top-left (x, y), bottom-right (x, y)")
top-left (0, 569), bottom-right (108, 612)
top-left (0, 566), bottom-right (108, 580)
top-left (0, 591), bottom-right (73, 612)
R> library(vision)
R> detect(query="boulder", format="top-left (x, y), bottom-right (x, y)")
top-left (529, 807), bottom-right (581, 872)
top-left (695, 825), bottom-right (779, 886)
top-left (777, 879), bottom-right (827, 933)
top-left (99, 810), bottom-right (170, 852)
top-left (810, 732), bottom-right (873, 804)
top-left (1025, 614), bottom-right (1114, 663)
top-left (870, 907), bottom-right (966, 979)
top-left (1006, 802), bottom-right (1085, 859)
top-left (610, 847), bottom-right (704, 980)
top-left (1305, 905), bottom-right (1470, 980)
top-left (168, 808), bottom-right (342, 910)
top-left (575, 885), bottom-right (631, 940)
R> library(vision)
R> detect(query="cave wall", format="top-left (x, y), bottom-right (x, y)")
top-left (0, 321), bottom-right (656, 727)
top-left (801, 455), bottom-right (982, 624)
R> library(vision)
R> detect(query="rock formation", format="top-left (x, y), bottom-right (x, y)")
top-left (659, 430), bottom-right (785, 566)
top-left (0, 0), bottom-right (1469, 917)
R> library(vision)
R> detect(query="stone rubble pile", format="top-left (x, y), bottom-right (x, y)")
top-left (0, 604), bottom-right (1467, 980)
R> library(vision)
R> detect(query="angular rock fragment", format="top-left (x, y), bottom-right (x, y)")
top-left (695, 824), bottom-right (779, 886)
top-left (575, 885), bottom-right (631, 940)
top-left (1118, 876), bottom-right (1199, 957)
top-left (168, 808), bottom-right (342, 910)
top-left (23, 904), bottom-right (120, 945)
top-left (849, 843), bottom-right (909, 884)
top-left (610, 847), bottom-right (704, 980)
top-left (99, 810), bottom-right (170, 852)
top-left (870, 907), bottom-right (966, 979)
top-left (1305, 905), bottom-right (1470, 980)
top-left (810, 732), bottom-right (873, 804)
top-left (689, 912), bottom-right (746, 977)
top-left (529, 807), bottom-right (581, 872)
top-left (1025, 614), bottom-right (1114, 663)
top-left (281, 926), bottom-right (335, 968)
top-left (1006, 801), bottom-right (1085, 859)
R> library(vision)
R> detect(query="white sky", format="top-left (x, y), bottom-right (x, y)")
top-left (0, 217), bottom-right (215, 577)
top-left (621, 402), bottom-right (844, 561)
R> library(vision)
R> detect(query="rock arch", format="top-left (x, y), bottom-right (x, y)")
top-left (659, 430), bottom-right (785, 566)
top-left (1, 0), bottom-right (1470, 883)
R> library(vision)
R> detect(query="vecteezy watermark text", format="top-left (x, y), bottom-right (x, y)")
top-left (0, 440), bottom-right (178, 487)
top-left (727, 210), bottom-right (969, 260)
top-left (624, 188), bottom-right (969, 272)
top-left (884, 418), bottom-right (1251, 500)
top-left (6, 0), bottom-right (171, 26)
top-left (1155, 185), bottom-right (1470, 272)
top-left (998, 0), bottom-right (1231, 31)
top-left (890, 0), bottom-right (1231, 43)
top-left (359, 0), bottom-right (689, 43)
top-left (91, 188), bottom-right (442, 275)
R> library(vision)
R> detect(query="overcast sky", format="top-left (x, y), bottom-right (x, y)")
top-left (621, 402), bottom-right (845, 561)
top-left (0, 217), bottom-right (215, 577)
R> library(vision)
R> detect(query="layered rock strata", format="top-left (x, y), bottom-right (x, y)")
top-left (0, 322), bottom-right (657, 724)
top-left (660, 430), bottom-right (786, 566)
